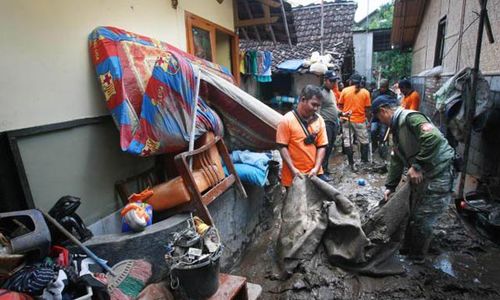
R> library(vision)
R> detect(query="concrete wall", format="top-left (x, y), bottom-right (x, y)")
top-left (412, 74), bottom-right (500, 178)
top-left (17, 121), bottom-right (154, 224)
top-left (0, 0), bottom-right (235, 221)
top-left (353, 31), bottom-right (373, 82)
top-left (412, 0), bottom-right (500, 76)
top-left (411, 0), bottom-right (500, 184)
top-left (209, 184), bottom-right (267, 270)
top-left (292, 73), bottom-right (321, 97)
top-left (0, 0), bottom-right (234, 132)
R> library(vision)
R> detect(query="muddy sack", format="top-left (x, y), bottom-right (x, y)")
top-left (278, 176), bottom-right (328, 260)
top-left (279, 176), bottom-right (411, 276)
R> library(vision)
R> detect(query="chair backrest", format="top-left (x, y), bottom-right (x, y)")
top-left (174, 135), bottom-right (247, 225)
top-left (115, 165), bottom-right (164, 206)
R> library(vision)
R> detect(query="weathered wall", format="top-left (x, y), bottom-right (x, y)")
top-left (412, 74), bottom-right (500, 178)
top-left (411, 0), bottom-right (500, 184)
top-left (209, 184), bottom-right (267, 270)
top-left (353, 31), bottom-right (373, 82)
top-left (412, 0), bottom-right (500, 76)
top-left (0, 0), bottom-right (235, 221)
top-left (292, 73), bottom-right (321, 97)
top-left (0, 0), bottom-right (234, 132)
top-left (16, 121), bottom-right (154, 224)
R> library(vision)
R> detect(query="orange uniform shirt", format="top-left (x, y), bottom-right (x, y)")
top-left (338, 85), bottom-right (371, 123)
top-left (332, 85), bottom-right (341, 102)
top-left (276, 112), bottom-right (328, 187)
top-left (401, 90), bottom-right (420, 110)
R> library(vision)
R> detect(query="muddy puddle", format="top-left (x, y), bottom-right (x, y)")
top-left (232, 151), bottom-right (500, 299)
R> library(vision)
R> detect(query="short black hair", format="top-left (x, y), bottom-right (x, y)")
top-left (398, 79), bottom-right (412, 89)
top-left (300, 85), bottom-right (323, 101)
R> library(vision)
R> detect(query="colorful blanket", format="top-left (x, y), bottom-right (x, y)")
top-left (89, 26), bottom-right (282, 156)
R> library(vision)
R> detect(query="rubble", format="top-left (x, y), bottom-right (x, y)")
top-left (233, 152), bottom-right (500, 299)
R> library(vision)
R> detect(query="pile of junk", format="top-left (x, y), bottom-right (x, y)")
top-left (1, 25), bottom-right (282, 299)
top-left (0, 196), bottom-right (223, 300)
top-left (434, 67), bottom-right (500, 244)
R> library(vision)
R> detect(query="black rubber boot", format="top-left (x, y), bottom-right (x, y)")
top-left (406, 224), bottom-right (432, 264)
top-left (345, 147), bottom-right (357, 172)
top-left (360, 144), bottom-right (369, 163)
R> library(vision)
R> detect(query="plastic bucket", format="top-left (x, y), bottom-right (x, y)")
top-left (171, 247), bottom-right (222, 299)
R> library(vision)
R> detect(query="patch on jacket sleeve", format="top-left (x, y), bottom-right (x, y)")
top-left (420, 123), bottom-right (434, 132)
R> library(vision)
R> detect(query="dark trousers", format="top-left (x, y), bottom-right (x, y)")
top-left (370, 121), bottom-right (387, 147)
top-left (322, 120), bottom-right (338, 173)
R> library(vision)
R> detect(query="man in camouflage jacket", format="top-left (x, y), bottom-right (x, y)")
top-left (372, 95), bottom-right (455, 263)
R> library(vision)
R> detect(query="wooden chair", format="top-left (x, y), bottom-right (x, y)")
top-left (174, 135), bottom-right (247, 225)
top-left (115, 135), bottom-right (246, 226)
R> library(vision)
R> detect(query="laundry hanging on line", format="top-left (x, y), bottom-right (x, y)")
top-left (240, 50), bottom-right (273, 82)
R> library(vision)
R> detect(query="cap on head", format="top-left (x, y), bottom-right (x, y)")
top-left (324, 70), bottom-right (339, 81)
top-left (371, 94), bottom-right (397, 114)
top-left (350, 73), bottom-right (362, 83)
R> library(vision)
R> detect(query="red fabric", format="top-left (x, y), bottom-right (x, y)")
top-left (50, 246), bottom-right (70, 267)
top-left (0, 290), bottom-right (33, 300)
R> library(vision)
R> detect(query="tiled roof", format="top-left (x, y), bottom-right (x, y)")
top-left (240, 1), bottom-right (357, 72)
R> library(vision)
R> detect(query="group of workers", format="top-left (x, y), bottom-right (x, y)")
top-left (276, 71), bottom-right (455, 263)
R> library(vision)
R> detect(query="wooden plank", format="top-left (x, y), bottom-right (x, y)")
top-left (175, 153), bottom-right (214, 226)
top-left (216, 138), bottom-right (247, 199)
top-left (6, 134), bottom-right (35, 209)
top-left (8, 116), bottom-right (110, 138)
top-left (242, 0), bottom-right (261, 42)
top-left (236, 16), bottom-right (279, 27)
top-left (202, 176), bottom-right (236, 205)
top-left (209, 273), bottom-right (248, 300)
top-left (256, 0), bottom-right (281, 8)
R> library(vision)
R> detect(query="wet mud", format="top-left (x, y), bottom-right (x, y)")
top-left (232, 151), bottom-right (500, 299)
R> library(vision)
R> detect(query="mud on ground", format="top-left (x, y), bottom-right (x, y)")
top-left (232, 152), bottom-right (500, 299)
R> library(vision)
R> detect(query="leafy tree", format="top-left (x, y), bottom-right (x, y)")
top-left (355, 1), bottom-right (412, 82)
top-left (373, 50), bottom-right (412, 83)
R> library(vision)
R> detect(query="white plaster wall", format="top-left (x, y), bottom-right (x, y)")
top-left (0, 0), bottom-right (234, 132)
top-left (353, 32), bottom-right (373, 82)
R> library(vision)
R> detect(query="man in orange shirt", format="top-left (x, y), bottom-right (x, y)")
top-left (338, 74), bottom-right (371, 170)
top-left (276, 85), bottom-right (328, 187)
top-left (399, 79), bottom-right (420, 110)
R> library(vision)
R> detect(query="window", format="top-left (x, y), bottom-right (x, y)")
top-left (185, 12), bottom-right (240, 84)
top-left (434, 16), bottom-right (447, 67)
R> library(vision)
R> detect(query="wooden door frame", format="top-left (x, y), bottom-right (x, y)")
top-left (185, 11), bottom-right (240, 84)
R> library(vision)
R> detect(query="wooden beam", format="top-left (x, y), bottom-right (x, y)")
top-left (268, 25), bottom-right (277, 44)
top-left (236, 16), bottom-right (279, 27)
top-left (256, 0), bottom-right (281, 8)
top-left (242, 0), bottom-right (261, 42)
top-left (279, 0), bottom-right (292, 46)
top-left (241, 27), bottom-right (250, 40)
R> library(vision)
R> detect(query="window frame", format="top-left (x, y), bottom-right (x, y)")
top-left (185, 12), bottom-right (240, 84)
top-left (434, 16), bottom-right (447, 67)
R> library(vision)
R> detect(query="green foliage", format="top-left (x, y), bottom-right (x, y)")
top-left (355, 1), bottom-right (412, 82)
top-left (355, 2), bottom-right (394, 30)
top-left (368, 3), bottom-right (393, 30)
top-left (373, 50), bottom-right (412, 83)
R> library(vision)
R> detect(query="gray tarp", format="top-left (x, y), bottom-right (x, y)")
top-left (278, 176), bottom-right (411, 276)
